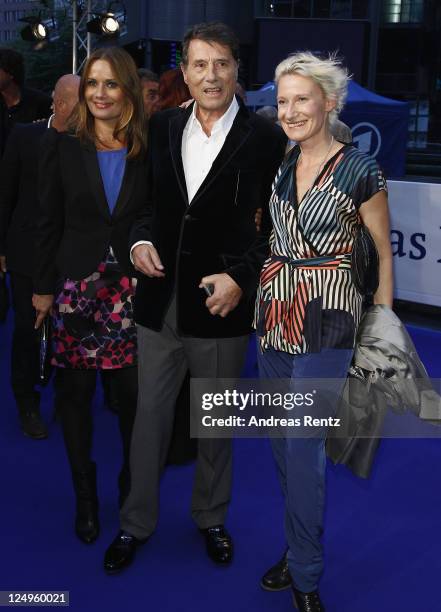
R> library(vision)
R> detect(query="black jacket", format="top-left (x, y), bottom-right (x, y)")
top-left (34, 129), bottom-right (148, 294)
top-left (130, 101), bottom-right (287, 337)
top-left (6, 87), bottom-right (52, 124)
top-left (0, 121), bottom-right (47, 275)
top-left (0, 87), bottom-right (51, 156)
top-left (0, 95), bottom-right (9, 156)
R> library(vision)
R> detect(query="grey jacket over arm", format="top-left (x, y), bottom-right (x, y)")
top-left (327, 305), bottom-right (441, 478)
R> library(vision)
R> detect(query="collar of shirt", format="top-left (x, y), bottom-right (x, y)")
top-left (47, 114), bottom-right (54, 128)
top-left (186, 95), bottom-right (239, 140)
top-left (182, 96), bottom-right (240, 203)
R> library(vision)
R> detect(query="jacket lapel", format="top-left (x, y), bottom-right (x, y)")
top-left (169, 105), bottom-right (193, 205)
top-left (188, 102), bottom-right (252, 210)
top-left (81, 143), bottom-right (111, 221)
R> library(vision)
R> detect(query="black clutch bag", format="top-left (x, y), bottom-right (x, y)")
top-left (351, 223), bottom-right (379, 296)
top-left (39, 317), bottom-right (51, 384)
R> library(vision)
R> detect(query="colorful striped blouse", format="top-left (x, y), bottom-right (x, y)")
top-left (254, 143), bottom-right (387, 355)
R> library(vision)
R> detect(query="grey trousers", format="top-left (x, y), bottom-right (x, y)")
top-left (120, 297), bottom-right (249, 540)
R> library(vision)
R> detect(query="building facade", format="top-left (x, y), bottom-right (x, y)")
top-left (0, 1), bottom-right (34, 43)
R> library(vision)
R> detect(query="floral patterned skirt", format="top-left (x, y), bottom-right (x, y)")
top-left (51, 249), bottom-right (137, 369)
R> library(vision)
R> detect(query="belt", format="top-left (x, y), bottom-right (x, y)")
top-left (270, 253), bottom-right (351, 270)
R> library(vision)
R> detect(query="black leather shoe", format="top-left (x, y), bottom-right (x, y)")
top-left (72, 463), bottom-right (99, 544)
top-left (292, 587), bottom-right (325, 611)
top-left (261, 550), bottom-right (292, 591)
top-left (104, 531), bottom-right (145, 574)
top-left (201, 525), bottom-right (233, 564)
top-left (19, 411), bottom-right (48, 439)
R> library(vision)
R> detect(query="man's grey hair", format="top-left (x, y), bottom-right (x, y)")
top-left (137, 68), bottom-right (159, 83)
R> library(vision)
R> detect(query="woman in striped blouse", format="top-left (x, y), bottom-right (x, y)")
top-left (254, 52), bottom-right (393, 611)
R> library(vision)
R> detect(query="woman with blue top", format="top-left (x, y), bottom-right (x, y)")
top-left (32, 47), bottom-right (148, 544)
top-left (254, 52), bottom-right (393, 611)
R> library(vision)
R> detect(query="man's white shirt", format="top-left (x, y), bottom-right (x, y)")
top-left (130, 97), bottom-right (240, 261)
top-left (182, 96), bottom-right (239, 203)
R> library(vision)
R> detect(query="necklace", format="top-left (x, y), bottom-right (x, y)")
top-left (296, 136), bottom-right (334, 202)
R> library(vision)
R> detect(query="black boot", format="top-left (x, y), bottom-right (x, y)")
top-left (19, 410), bottom-right (48, 439)
top-left (72, 462), bottom-right (99, 544)
top-left (17, 394), bottom-right (47, 439)
top-left (292, 587), bottom-right (325, 611)
top-left (261, 549), bottom-right (292, 591)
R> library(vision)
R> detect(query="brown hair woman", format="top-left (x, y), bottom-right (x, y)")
top-left (32, 46), bottom-right (148, 544)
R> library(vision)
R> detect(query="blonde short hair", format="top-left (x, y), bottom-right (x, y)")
top-left (274, 51), bottom-right (350, 128)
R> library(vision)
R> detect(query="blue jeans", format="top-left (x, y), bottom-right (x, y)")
top-left (258, 346), bottom-right (353, 592)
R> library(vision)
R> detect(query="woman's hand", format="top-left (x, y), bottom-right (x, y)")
top-left (32, 294), bottom-right (54, 329)
top-left (359, 190), bottom-right (394, 308)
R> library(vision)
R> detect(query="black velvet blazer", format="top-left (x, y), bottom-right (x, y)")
top-left (130, 100), bottom-right (287, 338)
top-left (33, 129), bottom-right (148, 295)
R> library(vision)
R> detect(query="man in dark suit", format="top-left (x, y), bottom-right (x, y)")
top-left (104, 22), bottom-right (286, 573)
top-left (0, 74), bottom-right (79, 438)
top-left (0, 48), bottom-right (52, 154)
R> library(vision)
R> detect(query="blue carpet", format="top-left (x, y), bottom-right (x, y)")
top-left (0, 308), bottom-right (440, 612)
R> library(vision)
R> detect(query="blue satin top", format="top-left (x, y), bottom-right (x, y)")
top-left (97, 147), bottom-right (127, 214)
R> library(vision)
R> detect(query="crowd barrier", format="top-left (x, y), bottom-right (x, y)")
top-left (388, 180), bottom-right (441, 306)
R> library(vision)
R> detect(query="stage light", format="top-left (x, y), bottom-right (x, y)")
top-left (86, 2), bottom-right (126, 38)
top-left (102, 13), bottom-right (119, 35)
top-left (20, 17), bottom-right (48, 42)
top-left (87, 13), bottom-right (120, 36)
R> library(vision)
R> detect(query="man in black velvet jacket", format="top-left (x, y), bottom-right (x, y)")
top-left (104, 22), bottom-right (286, 573)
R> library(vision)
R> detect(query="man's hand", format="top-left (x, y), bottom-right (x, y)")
top-left (199, 273), bottom-right (242, 318)
top-left (0, 255), bottom-right (6, 275)
top-left (132, 244), bottom-right (165, 278)
top-left (32, 294), bottom-right (54, 329)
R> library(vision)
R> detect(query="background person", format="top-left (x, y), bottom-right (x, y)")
top-left (153, 67), bottom-right (190, 112)
top-left (332, 117), bottom-right (352, 143)
top-left (254, 52), bottom-right (393, 611)
top-left (235, 80), bottom-right (247, 103)
top-left (137, 68), bottom-right (159, 118)
top-left (256, 105), bottom-right (278, 123)
top-left (0, 74), bottom-right (80, 439)
top-left (32, 47), bottom-right (148, 544)
top-left (0, 48), bottom-right (51, 153)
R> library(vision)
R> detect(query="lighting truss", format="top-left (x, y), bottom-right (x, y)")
top-left (71, 0), bottom-right (108, 74)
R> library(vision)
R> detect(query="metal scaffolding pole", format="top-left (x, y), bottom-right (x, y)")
top-left (72, 0), bottom-right (99, 74)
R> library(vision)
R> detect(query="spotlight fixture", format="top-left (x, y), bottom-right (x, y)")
top-left (86, 13), bottom-right (118, 36)
top-left (102, 13), bottom-right (120, 34)
top-left (86, 2), bottom-right (126, 37)
top-left (20, 16), bottom-right (48, 42)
